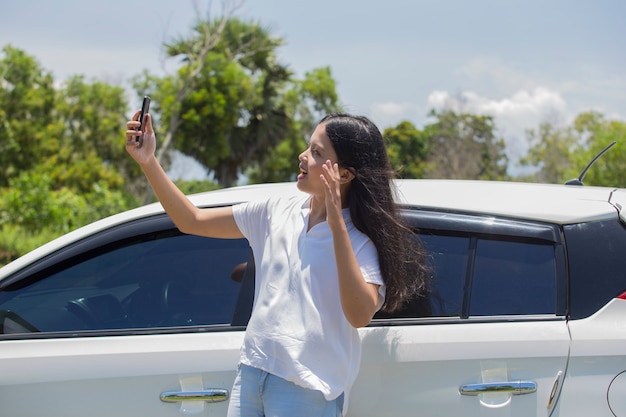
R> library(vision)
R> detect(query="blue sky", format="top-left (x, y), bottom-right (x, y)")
top-left (2, 0), bottom-right (625, 175)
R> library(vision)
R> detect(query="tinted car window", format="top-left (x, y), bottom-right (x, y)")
top-left (0, 232), bottom-right (251, 335)
top-left (469, 239), bottom-right (556, 316)
top-left (375, 225), bottom-right (559, 321)
top-left (565, 218), bottom-right (626, 319)
top-left (421, 234), bottom-right (467, 317)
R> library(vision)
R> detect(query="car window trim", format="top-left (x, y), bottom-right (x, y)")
top-left (401, 208), bottom-right (567, 320)
top-left (401, 208), bottom-right (563, 243)
top-left (0, 215), bottom-right (177, 292)
top-left (0, 324), bottom-right (247, 341)
top-left (369, 314), bottom-right (566, 327)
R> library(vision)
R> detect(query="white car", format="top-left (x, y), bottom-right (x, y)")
top-left (1, 179), bottom-right (625, 417)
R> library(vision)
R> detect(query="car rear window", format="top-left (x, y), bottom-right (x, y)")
top-left (374, 211), bottom-right (563, 322)
top-left (565, 218), bottom-right (626, 319)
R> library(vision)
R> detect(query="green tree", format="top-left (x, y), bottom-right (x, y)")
top-left (0, 45), bottom-right (60, 186)
top-left (0, 167), bottom-right (129, 265)
top-left (247, 66), bottom-right (343, 183)
top-left (570, 112), bottom-right (626, 187)
top-left (519, 112), bottom-right (625, 186)
top-left (423, 109), bottom-right (508, 180)
top-left (0, 46), bottom-right (136, 264)
top-left (34, 73), bottom-right (133, 209)
top-left (0, 46), bottom-right (134, 195)
top-left (383, 121), bottom-right (429, 179)
top-left (167, 17), bottom-right (292, 187)
top-left (138, 16), bottom-right (342, 188)
top-left (519, 121), bottom-right (578, 184)
top-left (132, 1), bottom-right (242, 194)
top-left (51, 75), bottom-right (134, 193)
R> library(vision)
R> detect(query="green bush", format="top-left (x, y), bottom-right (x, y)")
top-left (0, 171), bottom-right (135, 267)
top-left (0, 225), bottom-right (60, 267)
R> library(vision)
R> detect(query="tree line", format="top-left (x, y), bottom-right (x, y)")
top-left (1, 13), bottom-right (625, 266)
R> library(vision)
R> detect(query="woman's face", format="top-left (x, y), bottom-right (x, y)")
top-left (296, 123), bottom-right (339, 195)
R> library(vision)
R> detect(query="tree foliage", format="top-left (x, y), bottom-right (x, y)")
top-left (132, 1), bottom-right (243, 201)
top-left (570, 112), bottom-right (626, 187)
top-left (383, 121), bottom-right (429, 179)
top-left (519, 122), bottom-right (577, 183)
top-left (0, 45), bottom-right (59, 186)
top-left (520, 112), bottom-right (626, 186)
top-left (136, 17), bottom-right (291, 187)
top-left (0, 46), bottom-right (135, 264)
top-left (383, 110), bottom-right (509, 180)
top-left (2, 10), bottom-right (624, 267)
top-left (0, 46), bottom-right (134, 194)
top-left (138, 18), bottom-right (342, 187)
top-left (423, 109), bottom-right (508, 180)
top-left (247, 66), bottom-right (343, 183)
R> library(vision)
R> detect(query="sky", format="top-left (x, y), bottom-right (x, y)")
top-left (1, 0), bottom-right (625, 177)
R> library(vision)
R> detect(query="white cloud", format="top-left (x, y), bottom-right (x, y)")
top-left (455, 57), bottom-right (626, 123)
top-left (426, 87), bottom-right (570, 171)
top-left (428, 87), bottom-right (567, 132)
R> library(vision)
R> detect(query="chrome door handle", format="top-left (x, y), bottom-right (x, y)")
top-left (459, 381), bottom-right (537, 396)
top-left (160, 389), bottom-right (229, 403)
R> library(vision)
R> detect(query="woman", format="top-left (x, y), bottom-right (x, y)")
top-left (125, 111), bottom-right (429, 416)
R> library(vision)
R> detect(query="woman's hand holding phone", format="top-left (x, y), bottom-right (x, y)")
top-left (125, 96), bottom-right (156, 166)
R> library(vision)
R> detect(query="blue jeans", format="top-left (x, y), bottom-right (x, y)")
top-left (227, 364), bottom-right (344, 417)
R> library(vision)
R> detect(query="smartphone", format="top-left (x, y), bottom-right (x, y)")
top-left (136, 96), bottom-right (151, 148)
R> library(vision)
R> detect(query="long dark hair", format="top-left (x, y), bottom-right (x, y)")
top-left (321, 113), bottom-right (430, 313)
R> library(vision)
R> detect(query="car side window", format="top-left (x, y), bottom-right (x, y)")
top-left (374, 228), bottom-right (559, 322)
top-left (0, 231), bottom-right (251, 336)
top-left (470, 239), bottom-right (556, 316)
top-left (421, 234), bottom-right (467, 317)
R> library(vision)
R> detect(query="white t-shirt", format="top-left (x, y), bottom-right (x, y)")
top-left (232, 193), bottom-right (385, 403)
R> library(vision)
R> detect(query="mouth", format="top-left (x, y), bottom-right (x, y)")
top-left (298, 165), bottom-right (308, 179)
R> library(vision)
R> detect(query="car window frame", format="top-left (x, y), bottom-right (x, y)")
top-left (370, 208), bottom-right (567, 326)
top-left (564, 217), bottom-right (626, 319)
top-left (0, 213), bottom-right (253, 341)
top-left (1, 206), bottom-right (571, 339)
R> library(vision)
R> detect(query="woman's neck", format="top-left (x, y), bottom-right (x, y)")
top-left (308, 195), bottom-right (327, 230)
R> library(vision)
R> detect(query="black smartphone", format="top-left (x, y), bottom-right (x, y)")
top-left (136, 96), bottom-right (151, 147)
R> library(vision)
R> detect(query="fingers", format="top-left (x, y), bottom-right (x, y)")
top-left (125, 109), bottom-right (152, 145)
top-left (321, 161), bottom-right (345, 228)
top-left (126, 110), bottom-right (141, 131)
top-left (143, 113), bottom-right (153, 133)
top-left (125, 129), bottom-right (140, 146)
top-left (124, 108), bottom-right (156, 163)
top-left (321, 160), bottom-right (342, 197)
top-left (321, 160), bottom-right (340, 182)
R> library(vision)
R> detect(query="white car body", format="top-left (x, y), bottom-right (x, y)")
top-left (1, 180), bottom-right (625, 416)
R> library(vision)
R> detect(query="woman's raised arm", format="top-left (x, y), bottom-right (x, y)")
top-left (125, 109), bottom-right (243, 239)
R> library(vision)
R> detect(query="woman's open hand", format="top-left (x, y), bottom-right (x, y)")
top-left (320, 160), bottom-right (345, 230)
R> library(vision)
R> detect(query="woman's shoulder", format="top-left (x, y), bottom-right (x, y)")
top-left (267, 193), bottom-right (309, 218)
top-left (239, 186), bottom-right (307, 212)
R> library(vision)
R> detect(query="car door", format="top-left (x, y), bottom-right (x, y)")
top-left (0, 215), bottom-right (252, 417)
top-left (350, 211), bottom-right (570, 417)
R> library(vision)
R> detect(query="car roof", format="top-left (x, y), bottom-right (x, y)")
top-left (187, 180), bottom-right (619, 223)
top-left (393, 179), bottom-right (618, 223)
top-left (0, 180), bottom-right (619, 279)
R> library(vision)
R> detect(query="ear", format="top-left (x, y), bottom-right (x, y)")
top-left (339, 167), bottom-right (355, 184)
